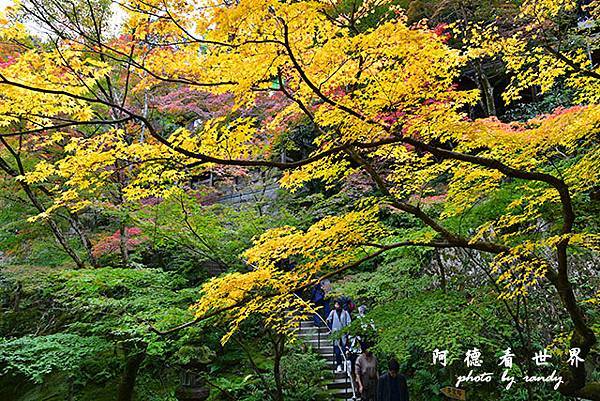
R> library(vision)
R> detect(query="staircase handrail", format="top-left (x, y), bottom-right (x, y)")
top-left (294, 294), bottom-right (357, 400)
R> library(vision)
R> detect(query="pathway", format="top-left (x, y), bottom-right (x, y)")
top-left (297, 320), bottom-right (356, 400)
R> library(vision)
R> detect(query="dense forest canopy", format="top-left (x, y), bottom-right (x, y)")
top-left (0, 0), bottom-right (598, 400)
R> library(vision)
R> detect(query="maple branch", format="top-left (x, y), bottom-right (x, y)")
top-left (543, 45), bottom-right (600, 81)
top-left (0, 72), bottom-right (403, 170)
top-left (178, 196), bottom-right (230, 270)
top-left (364, 241), bottom-right (463, 249)
top-left (400, 137), bottom-right (575, 236)
top-left (277, 20), bottom-right (575, 243)
top-left (345, 148), bottom-right (509, 255)
top-left (148, 239), bottom-right (501, 335)
top-left (157, 1), bottom-right (284, 49)
top-left (181, 136), bottom-right (402, 169)
top-left (277, 68), bottom-right (316, 123)
top-left (21, 0), bottom-right (237, 88)
top-left (0, 117), bottom-right (133, 137)
top-left (0, 138), bottom-right (87, 268)
top-left (278, 16), bottom-right (379, 126)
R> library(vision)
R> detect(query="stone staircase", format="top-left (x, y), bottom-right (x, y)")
top-left (297, 321), bottom-right (356, 400)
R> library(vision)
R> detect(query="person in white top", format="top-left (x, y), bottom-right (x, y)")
top-left (326, 300), bottom-right (351, 372)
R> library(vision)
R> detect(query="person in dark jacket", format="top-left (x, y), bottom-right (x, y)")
top-left (310, 283), bottom-right (326, 326)
top-left (377, 359), bottom-right (409, 401)
top-left (310, 280), bottom-right (330, 326)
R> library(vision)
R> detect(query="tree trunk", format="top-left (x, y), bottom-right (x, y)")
top-left (12, 281), bottom-right (21, 312)
top-left (550, 245), bottom-right (599, 400)
top-left (66, 213), bottom-right (98, 267)
top-left (20, 182), bottom-right (85, 269)
top-left (117, 352), bottom-right (146, 401)
top-left (0, 154), bottom-right (86, 269)
top-left (435, 251), bottom-right (446, 291)
top-left (119, 220), bottom-right (129, 267)
top-left (272, 334), bottom-right (285, 401)
top-left (474, 61), bottom-right (496, 117)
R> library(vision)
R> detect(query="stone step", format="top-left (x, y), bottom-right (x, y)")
top-left (297, 327), bottom-right (330, 335)
top-left (333, 371), bottom-right (350, 379)
top-left (317, 345), bottom-right (337, 355)
top-left (297, 325), bottom-right (330, 333)
top-left (325, 362), bottom-right (349, 371)
top-left (327, 376), bottom-right (352, 389)
top-left (330, 387), bottom-right (355, 399)
top-left (300, 338), bottom-right (331, 347)
top-left (296, 326), bottom-right (327, 334)
top-left (297, 332), bottom-right (329, 340)
top-left (295, 338), bottom-right (339, 353)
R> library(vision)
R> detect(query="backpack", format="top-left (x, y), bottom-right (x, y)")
top-left (339, 296), bottom-right (356, 312)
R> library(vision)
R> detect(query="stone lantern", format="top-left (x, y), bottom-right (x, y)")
top-left (174, 345), bottom-right (213, 401)
top-left (175, 369), bottom-right (210, 401)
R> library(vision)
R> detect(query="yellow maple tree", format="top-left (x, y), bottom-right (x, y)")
top-left (0, 0), bottom-right (598, 397)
